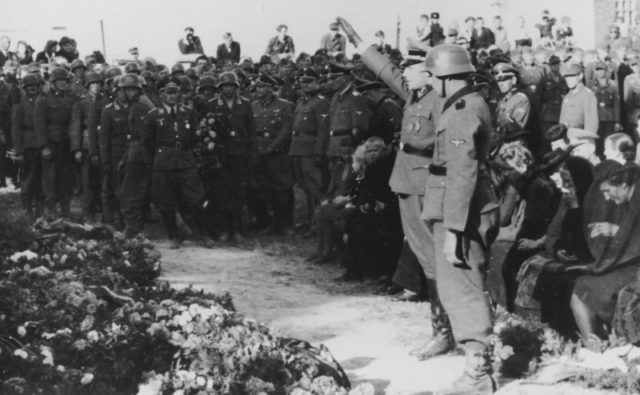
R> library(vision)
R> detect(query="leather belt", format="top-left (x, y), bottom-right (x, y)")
top-left (428, 164), bottom-right (447, 176)
top-left (329, 130), bottom-right (350, 137)
top-left (157, 142), bottom-right (187, 151)
top-left (292, 131), bottom-right (317, 137)
top-left (400, 142), bottom-right (433, 158)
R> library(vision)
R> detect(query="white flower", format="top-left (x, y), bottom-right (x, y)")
top-left (9, 250), bottom-right (38, 262)
top-left (13, 349), bottom-right (28, 359)
top-left (195, 375), bottom-right (206, 387)
top-left (81, 373), bottom-right (94, 385)
top-left (87, 330), bottom-right (100, 343)
top-left (40, 347), bottom-right (54, 366)
top-left (17, 326), bottom-right (26, 337)
top-left (173, 391), bottom-right (185, 395)
top-left (57, 365), bottom-right (66, 372)
top-left (81, 315), bottom-right (95, 331)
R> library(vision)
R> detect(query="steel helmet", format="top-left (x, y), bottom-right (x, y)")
top-left (424, 44), bottom-right (475, 77)
top-left (50, 67), bottom-right (71, 82)
top-left (216, 71), bottom-right (239, 88)
top-left (105, 67), bottom-right (123, 82)
top-left (70, 59), bottom-right (86, 72)
top-left (22, 74), bottom-right (41, 88)
top-left (125, 62), bottom-right (141, 74)
top-left (198, 75), bottom-right (216, 91)
top-left (84, 71), bottom-right (103, 87)
top-left (118, 73), bottom-right (143, 89)
top-left (171, 63), bottom-right (185, 75)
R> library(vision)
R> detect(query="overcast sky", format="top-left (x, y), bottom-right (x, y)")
top-left (1, 0), bottom-right (595, 65)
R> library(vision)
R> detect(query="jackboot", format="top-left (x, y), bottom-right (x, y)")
top-left (160, 211), bottom-right (181, 249)
top-left (411, 279), bottom-right (455, 360)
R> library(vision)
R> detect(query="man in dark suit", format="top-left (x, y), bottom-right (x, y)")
top-left (0, 36), bottom-right (17, 67)
top-left (216, 32), bottom-right (241, 64)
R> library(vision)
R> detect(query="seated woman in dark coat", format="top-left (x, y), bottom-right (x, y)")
top-left (570, 164), bottom-right (640, 341)
top-left (338, 137), bottom-right (401, 282)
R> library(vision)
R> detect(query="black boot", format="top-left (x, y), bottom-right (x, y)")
top-left (160, 211), bottom-right (181, 249)
top-left (410, 278), bottom-right (455, 360)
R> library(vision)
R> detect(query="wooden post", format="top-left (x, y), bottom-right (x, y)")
top-left (100, 20), bottom-right (106, 59)
top-left (396, 15), bottom-right (401, 49)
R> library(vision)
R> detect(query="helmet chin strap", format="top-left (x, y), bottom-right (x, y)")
top-left (440, 78), bottom-right (447, 98)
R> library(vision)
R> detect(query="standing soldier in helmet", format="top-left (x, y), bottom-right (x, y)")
top-left (338, 19), bottom-right (454, 360)
top-left (103, 67), bottom-right (123, 101)
top-left (99, 75), bottom-right (130, 227)
top-left (112, 73), bottom-right (154, 237)
top-left (12, 74), bottom-right (44, 217)
top-left (34, 67), bottom-right (77, 218)
top-left (69, 59), bottom-right (87, 98)
top-left (69, 71), bottom-right (105, 222)
top-left (422, 43), bottom-right (499, 394)
top-left (144, 82), bottom-right (214, 248)
top-left (249, 73), bottom-right (295, 235)
top-left (206, 71), bottom-right (257, 241)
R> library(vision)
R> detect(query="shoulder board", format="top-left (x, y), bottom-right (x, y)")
top-left (148, 108), bottom-right (158, 114)
top-left (104, 103), bottom-right (113, 109)
top-left (277, 98), bottom-right (293, 105)
top-left (514, 92), bottom-right (529, 100)
top-left (239, 95), bottom-right (250, 102)
top-left (207, 97), bottom-right (218, 104)
top-left (181, 104), bottom-right (193, 110)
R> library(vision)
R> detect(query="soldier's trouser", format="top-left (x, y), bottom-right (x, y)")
top-left (431, 220), bottom-right (493, 345)
top-left (0, 143), bottom-right (6, 186)
top-left (79, 152), bottom-right (101, 218)
top-left (101, 163), bottom-right (121, 225)
top-left (596, 121), bottom-right (617, 155)
top-left (292, 156), bottom-right (323, 200)
top-left (20, 148), bottom-right (44, 214)
top-left (42, 139), bottom-right (74, 212)
top-left (292, 156), bottom-right (323, 222)
top-left (250, 151), bottom-right (295, 227)
top-left (119, 144), bottom-right (151, 236)
top-left (398, 195), bottom-right (435, 279)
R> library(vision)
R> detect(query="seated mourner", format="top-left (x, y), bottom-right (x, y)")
top-left (338, 137), bottom-right (401, 281)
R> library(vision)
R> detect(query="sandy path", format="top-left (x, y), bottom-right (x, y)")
top-left (158, 240), bottom-right (612, 395)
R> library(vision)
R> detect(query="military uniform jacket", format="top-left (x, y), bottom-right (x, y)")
top-left (517, 65), bottom-right (545, 104)
top-left (251, 96), bottom-right (293, 153)
top-left (423, 86), bottom-right (498, 232)
top-left (0, 83), bottom-right (17, 143)
top-left (361, 46), bottom-right (443, 195)
top-left (69, 94), bottom-right (100, 154)
top-left (11, 95), bottom-right (39, 153)
top-left (143, 104), bottom-right (198, 171)
top-left (592, 79), bottom-right (620, 123)
top-left (34, 89), bottom-right (75, 148)
top-left (624, 73), bottom-right (640, 123)
top-left (538, 73), bottom-right (568, 122)
top-left (327, 85), bottom-right (369, 157)
top-left (368, 94), bottom-right (402, 144)
top-left (559, 83), bottom-right (599, 133)
top-left (495, 89), bottom-right (530, 137)
top-left (289, 94), bottom-right (330, 156)
top-left (206, 94), bottom-right (256, 157)
top-left (99, 100), bottom-right (131, 172)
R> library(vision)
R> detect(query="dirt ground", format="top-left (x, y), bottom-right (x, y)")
top-left (157, 236), bottom-right (613, 395)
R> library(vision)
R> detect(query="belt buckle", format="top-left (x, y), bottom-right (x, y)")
top-left (330, 131), bottom-right (334, 136)
top-left (126, 134), bottom-right (132, 141)
top-left (230, 131), bottom-right (236, 137)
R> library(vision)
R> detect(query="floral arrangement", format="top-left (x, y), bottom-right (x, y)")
top-left (0, 216), bottom-right (366, 395)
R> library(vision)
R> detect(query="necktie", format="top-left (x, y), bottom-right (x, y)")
top-left (170, 107), bottom-right (176, 118)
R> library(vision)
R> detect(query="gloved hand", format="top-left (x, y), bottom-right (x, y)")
top-left (42, 146), bottom-right (53, 160)
top-left (336, 17), bottom-right (363, 48)
top-left (75, 151), bottom-right (83, 163)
